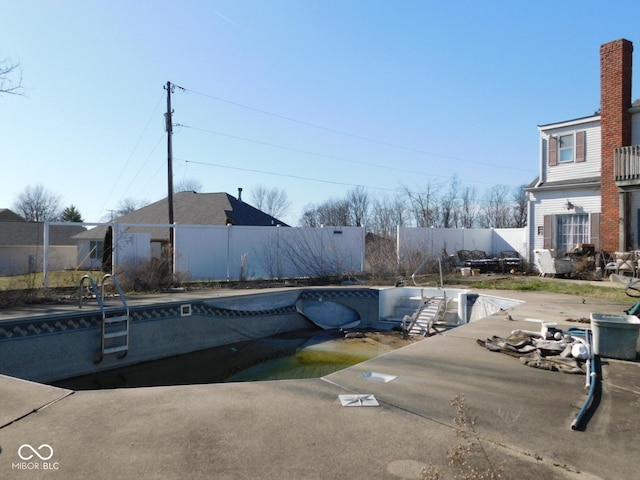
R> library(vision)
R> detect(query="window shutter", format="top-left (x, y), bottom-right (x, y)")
top-left (543, 215), bottom-right (552, 249)
top-left (575, 131), bottom-right (586, 162)
top-left (590, 212), bottom-right (600, 250)
top-left (548, 137), bottom-right (558, 166)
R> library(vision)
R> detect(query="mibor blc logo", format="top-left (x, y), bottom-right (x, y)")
top-left (12, 443), bottom-right (60, 471)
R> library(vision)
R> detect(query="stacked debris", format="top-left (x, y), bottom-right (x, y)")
top-left (477, 329), bottom-right (590, 374)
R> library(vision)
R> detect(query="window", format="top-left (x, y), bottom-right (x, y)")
top-left (90, 241), bottom-right (104, 260)
top-left (558, 134), bottom-right (574, 162)
top-left (556, 214), bottom-right (588, 253)
top-left (548, 131), bottom-right (585, 166)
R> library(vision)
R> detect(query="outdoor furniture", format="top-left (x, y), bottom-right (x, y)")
top-left (604, 251), bottom-right (637, 277)
top-left (534, 249), bottom-right (573, 277)
top-left (456, 249), bottom-right (499, 273)
top-left (497, 250), bottom-right (523, 273)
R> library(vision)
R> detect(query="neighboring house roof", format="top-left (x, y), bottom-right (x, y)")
top-left (75, 191), bottom-right (289, 241)
top-left (0, 222), bottom-right (86, 246)
top-left (0, 209), bottom-right (26, 222)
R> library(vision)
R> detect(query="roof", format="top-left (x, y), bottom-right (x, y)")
top-left (526, 176), bottom-right (601, 191)
top-left (75, 191), bottom-right (289, 240)
top-left (537, 113), bottom-right (601, 129)
top-left (0, 222), bottom-right (86, 246)
top-left (0, 209), bottom-right (26, 222)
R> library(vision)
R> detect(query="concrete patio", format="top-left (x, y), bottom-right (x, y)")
top-left (0, 288), bottom-right (638, 479)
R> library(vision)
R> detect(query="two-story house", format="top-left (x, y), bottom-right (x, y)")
top-left (527, 115), bottom-right (601, 257)
top-left (527, 38), bottom-right (640, 269)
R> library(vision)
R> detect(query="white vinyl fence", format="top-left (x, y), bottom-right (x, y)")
top-left (39, 222), bottom-right (527, 285)
top-left (172, 224), bottom-right (366, 281)
top-left (397, 226), bottom-right (527, 264)
top-left (61, 224), bottom-right (366, 282)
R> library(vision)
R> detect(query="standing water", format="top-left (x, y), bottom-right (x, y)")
top-left (51, 328), bottom-right (420, 390)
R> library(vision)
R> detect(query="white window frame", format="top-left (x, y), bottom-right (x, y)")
top-left (558, 133), bottom-right (574, 163)
top-left (556, 213), bottom-right (589, 254)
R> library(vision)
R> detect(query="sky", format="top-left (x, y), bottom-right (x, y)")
top-left (3, 1), bottom-right (640, 226)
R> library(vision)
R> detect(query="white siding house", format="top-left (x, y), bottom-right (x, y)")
top-left (526, 115), bottom-right (601, 263)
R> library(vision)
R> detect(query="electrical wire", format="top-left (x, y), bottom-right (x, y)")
top-left (98, 93), bottom-right (165, 217)
top-left (178, 124), bottom-right (480, 182)
top-left (176, 158), bottom-right (400, 193)
top-left (183, 87), bottom-right (534, 173)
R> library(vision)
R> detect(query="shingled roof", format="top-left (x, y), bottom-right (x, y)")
top-left (75, 191), bottom-right (289, 240)
top-left (0, 221), bottom-right (86, 246)
top-left (0, 209), bottom-right (26, 222)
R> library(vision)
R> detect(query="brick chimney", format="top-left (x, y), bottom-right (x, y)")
top-left (600, 39), bottom-right (633, 252)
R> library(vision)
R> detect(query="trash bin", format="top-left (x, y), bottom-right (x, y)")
top-left (590, 313), bottom-right (640, 360)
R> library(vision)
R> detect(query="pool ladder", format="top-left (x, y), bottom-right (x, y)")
top-left (79, 274), bottom-right (130, 363)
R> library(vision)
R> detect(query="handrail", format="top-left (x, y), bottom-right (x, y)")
top-left (78, 274), bottom-right (105, 312)
top-left (100, 273), bottom-right (129, 317)
top-left (412, 255), bottom-right (443, 288)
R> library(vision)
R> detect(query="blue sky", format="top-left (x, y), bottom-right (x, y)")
top-left (2, 0), bottom-right (640, 226)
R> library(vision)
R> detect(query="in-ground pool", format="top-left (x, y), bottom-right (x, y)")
top-left (0, 286), bottom-right (522, 389)
top-left (51, 327), bottom-right (419, 390)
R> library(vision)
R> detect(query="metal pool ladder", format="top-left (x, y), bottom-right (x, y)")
top-left (79, 274), bottom-right (130, 363)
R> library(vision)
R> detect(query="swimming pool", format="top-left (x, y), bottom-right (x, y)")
top-left (0, 286), bottom-right (522, 387)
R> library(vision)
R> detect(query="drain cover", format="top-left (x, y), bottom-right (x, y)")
top-left (339, 394), bottom-right (379, 407)
top-left (360, 371), bottom-right (397, 383)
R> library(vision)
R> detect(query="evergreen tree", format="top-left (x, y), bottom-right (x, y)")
top-left (61, 205), bottom-right (83, 222)
top-left (102, 226), bottom-right (113, 273)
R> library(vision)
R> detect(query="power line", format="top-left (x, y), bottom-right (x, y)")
top-left (182, 87), bottom-right (533, 173)
top-left (177, 158), bottom-right (401, 193)
top-left (179, 124), bottom-right (469, 180)
top-left (177, 124), bottom-right (520, 186)
top-left (176, 157), bottom-right (522, 198)
top-left (99, 93), bottom-right (165, 217)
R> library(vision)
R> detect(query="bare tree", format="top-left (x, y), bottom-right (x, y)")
top-left (511, 184), bottom-right (528, 228)
top-left (111, 197), bottom-right (148, 218)
top-left (299, 203), bottom-right (321, 227)
top-left (250, 185), bottom-right (291, 219)
top-left (317, 198), bottom-right (350, 226)
top-left (479, 185), bottom-right (512, 228)
top-left (299, 198), bottom-right (351, 227)
top-left (370, 194), bottom-right (407, 238)
top-left (346, 186), bottom-right (369, 227)
top-left (13, 184), bottom-right (62, 222)
top-left (174, 178), bottom-right (202, 193)
top-left (440, 174), bottom-right (460, 228)
top-left (0, 56), bottom-right (24, 96)
top-left (460, 185), bottom-right (478, 228)
top-left (403, 182), bottom-right (440, 228)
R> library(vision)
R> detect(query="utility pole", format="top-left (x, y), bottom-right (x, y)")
top-left (164, 81), bottom-right (175, 259)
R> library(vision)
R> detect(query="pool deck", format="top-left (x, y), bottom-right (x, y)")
top-left (1, 286), bottom-right (639, 479)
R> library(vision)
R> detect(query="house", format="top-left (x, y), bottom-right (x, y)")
top-left (74, 190), bottom-right (289, 270)
top-left (527, 38), bottom-right (640, 268)
top-left (0, 209), bottom-right (86, 275)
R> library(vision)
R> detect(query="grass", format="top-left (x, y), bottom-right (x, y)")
top-left (0, 270), bottom-right (101, 290)
top-left (455, 274), bottom-right (636, 303)
top-left (0, 270), bottom-right (638, 307)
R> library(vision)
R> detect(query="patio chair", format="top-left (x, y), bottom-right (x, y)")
top-left (615, 251), bottom-right (636, 276)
